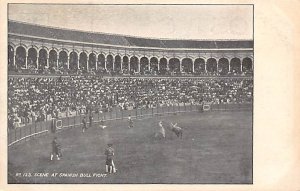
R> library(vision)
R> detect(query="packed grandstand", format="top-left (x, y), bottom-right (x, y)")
top-left (8, 20), bottom-right (253, 130)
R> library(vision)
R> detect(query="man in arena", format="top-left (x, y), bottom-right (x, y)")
top-left (128, 115), bottom-right (133, 129)
top-left (50, 137), bottom-right (61, 161)
top-left (89, 114), bottom-right (93, 128)
top-left (155, 121), bottom-right (166, 139)
top-left (105, 143), bottom-right (117, 173)
top-left (82, 116), bottom-right (87, 133)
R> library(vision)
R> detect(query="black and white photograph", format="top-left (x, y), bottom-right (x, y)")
top-left (7, 4), bottom-right (253, 184)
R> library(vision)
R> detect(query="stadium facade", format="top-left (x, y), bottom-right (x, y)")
top-left (8, 20), bottom-right (253, 75)
top-left (8, 19), bottom-right (253, 184)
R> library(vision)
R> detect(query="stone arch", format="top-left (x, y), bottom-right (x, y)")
top-left (38, 48), bottom-right (48, 70)
top-left (242, 57), bottom-right (253, 72)
top-left (58, 48), bottom-right (69, 55)
top-left (218, 58), bottom-right (229, 75)
top-left (206, 58), bottom-right (218, 73)
top-left (91, 50), bottom-right (99, 56)
top-left (28, 45), bottom-right (39, 53)
top-left (97, 53), bottom-right (106, 69)
top-left (159, 58), bottom-right (168, 75)
top-left (8, 42), bottom-right (16, 50)
top-left (15, 46), bottom-right (26, 69)
top-left (140, 57), bottom-right (149, 74)
top-left (27, 47), bottom-right (38, 69)
top-left (88, 52), bottom-right (97, 71)
top-left (69, 51), bottom-right (78, 72)
top-left (49, 47), bottom-right (59, 53)
top-left (122, 56), bottom-right (129, 71)
top-left (79, 52), bottom-right (88, 71)
top-left (230, 57), bottom-right (241, 73)
top-left (38, 46), bottom-right (49, 53)
top-left (58, 50), bottom-right (68, 70)
top-left (150, 57), bottom-right (159, 74)
top-left (114, 55), bottom-right (122, 72)
top-left (68, 49), bottom-right (79, 56)
top-left (130, 56), bottom-right (139, 73)
top-left (106, 52), bottom-right (116, 57)
top-left (18, 43), bottom-right (28, 51)
top-left (194, 58), bottom-right (205, 74)
top-left (182, 58), bottom-right (193, 73)
top-left (169, 58), bottom-right (180, 73)
top-left (49, 49), bottom-right (58, 69)
top-left (106, 54), bottom-right (114, 71)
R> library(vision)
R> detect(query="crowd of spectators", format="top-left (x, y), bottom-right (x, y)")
top-left (8, 63), bottom-right (253, 77)
top-left (8, 76), bottom-right (253, 129)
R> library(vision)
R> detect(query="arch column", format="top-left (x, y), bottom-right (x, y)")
top-left (56, 56), bottom-right (59, 68)
top-left (46, 54), bottom-right (49, 68)
top-left (167, 60), bottom-right (169, 71)
top-left (228, 62), bottom-right (231, 72)
top-left (25, 51), bottom-right (28, 69)
top-left (241, 61), bottom-right (243, 73)
top-left (113, 60), bottom-right (115, 71)
top-left (192, 61), bottom-right (195, 73)
top-left (77, 57), bottom-right (79, 70)
top-left (158, 61), bottom-right (160, 71)
top-left (179, 61), bottom-right (182, 72)
top-left (13, 50), bottom-right (16, 67)
top-left (138, 60), bottom-right (140, 73)
top-left (120, 61), bottom-right (123, 71)
top-left (204, 61), bottom-right (207, 73)
top-left (112, 56), bottom-right (115, 72)
top-left (67, 55), bottom-right (70, 70)
top-left (46, 55), bottom-right (49, 68)
top-left (87, 58), bottom-right (89, 71)
top-left (36, 57), bottom-right (39, 69)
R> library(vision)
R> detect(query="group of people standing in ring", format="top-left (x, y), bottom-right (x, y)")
top-left (50, 137), bottom-right (117, 174)
top-left (50, 114), bottom-right (122, 174)
top-left (50, 113), bottom-right (183, 174)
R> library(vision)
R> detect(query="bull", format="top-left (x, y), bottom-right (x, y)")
top-left (170, 123), bottom-right (183, 139)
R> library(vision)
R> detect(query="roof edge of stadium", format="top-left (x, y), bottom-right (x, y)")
top-left (8, 20), bottom-right (253, 42)
top-left (9, 33), bottom-right (254, 52)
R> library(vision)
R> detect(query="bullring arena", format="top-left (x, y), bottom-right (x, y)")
top-left (8, 20), bottom-right (253, 184)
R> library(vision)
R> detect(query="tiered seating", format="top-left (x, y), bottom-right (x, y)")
top-left (8, 76), bottom-right (253, 129)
